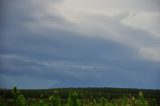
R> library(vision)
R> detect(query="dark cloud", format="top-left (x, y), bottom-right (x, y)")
top-left (0, 0), bottom-right (160, 89)
top-left (1, 30), bottom-right (160, 89)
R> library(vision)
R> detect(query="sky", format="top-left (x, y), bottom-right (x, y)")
top-left (0, 0), bottom-right (160, 89)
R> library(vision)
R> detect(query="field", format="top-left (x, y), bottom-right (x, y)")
top-left (0, 87), bottom-right (160, 106)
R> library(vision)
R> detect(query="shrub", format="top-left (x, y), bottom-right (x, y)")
top-left (68, 92), bottom-right (81, 106)
top-left (49, 91), bottom-right (61, 106)
top-left (12, 86), bottom-right (20, 101)
top-left (0, 96), bottom-right (5, 106)
top-left (16, 94), bottom-right (26, 106)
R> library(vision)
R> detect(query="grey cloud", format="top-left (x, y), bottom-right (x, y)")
top-left (0, 0), bottom-right (160, 89)
top-left (1, 29), bottom-right (135, 62)
top-left (125, 0), bottom-right (160, 12)
top-left (79, 12), bottom-right (160, 61)
top-left (1, 0), bottom-right (66, 31)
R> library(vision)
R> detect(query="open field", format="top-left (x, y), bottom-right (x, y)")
top-left (0, 87), bottom-right (160, 106)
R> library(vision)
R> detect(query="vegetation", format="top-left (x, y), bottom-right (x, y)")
top-left (68, 92), bottom-right (81, 106)
top-left (0, 87), bottom-right (160, 106)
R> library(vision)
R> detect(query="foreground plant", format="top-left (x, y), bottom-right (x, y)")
top-left (0, 96), bottom-right (5, 106)
top-left (68, 92), bottom-right (81, 106)
top-left (1, 87), bottom-right (158, 106)
top-left (49, 91), bottom-right (61, 106)
top-left (16, 94), bottom-right (26, 106)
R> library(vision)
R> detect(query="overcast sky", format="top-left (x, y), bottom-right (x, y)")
top-left (0, 0), bottom-right (160, 89)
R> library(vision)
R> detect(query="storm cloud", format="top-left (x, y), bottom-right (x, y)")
top-left (0, 0), bottom-right (160, 89)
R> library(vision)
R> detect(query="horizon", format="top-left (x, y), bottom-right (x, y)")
top-left (1, 86), bottom-right (160, 90)
top-left (0, 0), bottom-right (160, 89)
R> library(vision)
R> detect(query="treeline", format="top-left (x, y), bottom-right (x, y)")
top-left (1, 87), bottom-right (160, 99)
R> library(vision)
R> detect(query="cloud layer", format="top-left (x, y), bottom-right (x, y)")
top-left (55, 0), bottom-right (160, 61)
top-left (0, 0), bottom-right (160, 89)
